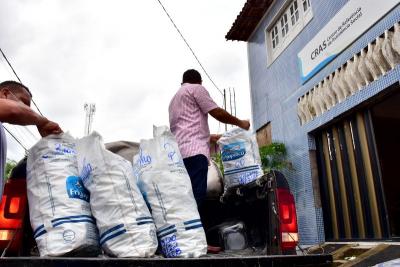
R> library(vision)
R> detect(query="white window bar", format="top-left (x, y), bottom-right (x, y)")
top-left (271, 25), bottom-right (279, 49)
top-left (302, 0), bottom-right (310, 12)
top-left (290, 0), bottom-right (300, 26)
top-left (280, 13), bottom-right (289, 38)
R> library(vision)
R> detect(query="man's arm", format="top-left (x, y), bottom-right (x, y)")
top-left (209, 107), bottom-right (250, 130)
top-left (0, 99), bottom-right (62, 137)
top-left (0, 98), bottom-right (47, 126)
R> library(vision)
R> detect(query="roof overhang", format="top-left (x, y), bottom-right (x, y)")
top-left (225, 0), bottom-right (273, 42)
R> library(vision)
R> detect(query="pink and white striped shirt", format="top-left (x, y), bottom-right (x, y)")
top-left (169, 83), bottom-right (218, 160)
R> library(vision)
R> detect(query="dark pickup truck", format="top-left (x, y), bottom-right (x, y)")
top-left (0, 156), bottom-right (332, 267)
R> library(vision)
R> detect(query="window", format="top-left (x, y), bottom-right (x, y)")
top-left (265, 0), bottom-right (313, 65)
top-left (280, 14), bottom-right (289, 38)
top-left (290, 1), bottom-right (299, 26)
top-left (271, 25), bottom-right (279, 49)
top-left (302, 0), bottom-right (311, 12)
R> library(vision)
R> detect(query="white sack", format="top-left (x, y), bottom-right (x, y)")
top-left (217, 128), bottom-right (263, 190)
top-left (133, 126), bottom-right (207, 258)
top-left (76, 132), bottom-right (157, 258)
top-left (27, 133), bottom-right (99, 257)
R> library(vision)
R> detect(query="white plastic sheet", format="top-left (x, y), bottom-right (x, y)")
top-left (217, 128), bottom-right (263, 191)
top-left (133, 126), bottom-right (207, 258)
top-left (27, 133), bottom-right (99, 256)
top-left (76, 132), bottom-right (157, 258)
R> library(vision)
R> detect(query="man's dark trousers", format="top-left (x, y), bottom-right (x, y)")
top-left (183, 154), bottom-right (208, 207)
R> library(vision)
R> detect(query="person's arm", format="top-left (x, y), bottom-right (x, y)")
top-left (0, 99), bottom-right (62, 137)
top-left (209, 107), bottom-right (250, 130)
top-left (189, 86), bottom-right (250, 130)
top-left (0, 98), bottom-right (47, 126)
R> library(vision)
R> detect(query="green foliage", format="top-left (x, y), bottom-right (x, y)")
top-left (212, 142), bottom-right (293, 175)
top-left (5, 160), bottom-right (17, 181)
top-left (259, 142), bottom-right (293, 173)
top-left (212, 152), bottom-right (224, 174)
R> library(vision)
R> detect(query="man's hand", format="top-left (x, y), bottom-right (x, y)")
top-left (37, 119), bottom-right (63, 137)
top-left (210, 134), bottom-right (222, 143)
top-left (238, 120), bottom-right (250, 130)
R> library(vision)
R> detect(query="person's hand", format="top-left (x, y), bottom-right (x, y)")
top-left (210, 134), bottom-right (222, 143)
top-left (37, 120), bottom-right (63, 137)
top-left (239, 120), bottom-right (250, 130)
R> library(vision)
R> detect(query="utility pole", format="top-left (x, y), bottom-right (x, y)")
top-left (84, 103), bottom-right (96, 136)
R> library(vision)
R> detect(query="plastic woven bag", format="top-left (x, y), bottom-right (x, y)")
top-left (76, 132), bottom-right (158, 258)
top-left (27, 133), bottom-right (100, 256)
top-left (133, 126), bottom-right (207, 258)
top-left (217, 128), bottom-right (263, 191)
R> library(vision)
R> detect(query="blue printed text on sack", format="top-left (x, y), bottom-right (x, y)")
top-left (80, 161), bottom-right (92, 185)
top-left (66, 176), bottom-right (90, 202)
top-left (160, 234), bottom-right (182, 258)
top-left (227, 170), bottom-right (260, 185)
top-left (222, 142), bottom-right (246, 162)
top-left (138, 149), bottom-right (152, 166)
top-left (238, 170), bottom-right (260, 185)
top-left (55, 143), bottom-right (76, 155)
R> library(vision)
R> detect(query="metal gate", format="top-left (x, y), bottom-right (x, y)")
top-left (316, 110), bottom-right (390, 240)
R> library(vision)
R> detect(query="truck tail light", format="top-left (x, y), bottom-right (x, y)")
top-left (276, 188), bottom-right (298, 252)
top-left (0, 179), bottom-right (27, 255)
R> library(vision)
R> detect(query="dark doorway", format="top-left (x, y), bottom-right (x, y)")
top-left (371, 87), bottom-right (400, 239)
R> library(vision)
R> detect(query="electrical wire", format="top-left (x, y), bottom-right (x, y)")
top-left (8, 125), bottom-right (32, 147)
top-left (22, 125), bottom-right (40, 142)
top-left (6, 114), bottom-right (39, 144)
top-left (0, 48), bottom-right (43, 149)
top-left (3, 125), bottom-right (29, 153)
top-left (155, 1), bottom-right (231, 135)
top-left (2, 85), bottom-right (41, 144)
top-left (155, 0), bottom-right (224, 98)
top-left (0, 47), bottom-right (44, 116)
top-left (10, 125), bottom-right (38, 145)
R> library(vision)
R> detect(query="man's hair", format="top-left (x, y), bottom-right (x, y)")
top-left (182, 69), bottom-right (202, 84)
top-left (0, 80), bottom-right (32, 97)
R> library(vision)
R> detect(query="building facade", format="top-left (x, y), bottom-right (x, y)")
top-left (227, 0), bottom-right (400, 244)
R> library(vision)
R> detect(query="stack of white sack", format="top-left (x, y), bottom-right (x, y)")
top-left (217, 128), bottom-right (263, 191)
top-left (76, 132), bottom-right (158, 258)
top-left (27, 133), bottom-right (100, 257)
top-left (133, 126), bottom-right (207, 258)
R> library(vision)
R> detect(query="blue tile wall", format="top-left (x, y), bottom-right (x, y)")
top-left (247, 0), bottom-right (400, 245)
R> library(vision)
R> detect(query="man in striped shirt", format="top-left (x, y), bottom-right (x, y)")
top-left (169, 69), bottom-right (250, 208)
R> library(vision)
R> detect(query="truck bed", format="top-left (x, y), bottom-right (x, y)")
top-left (0, 254), bottom-right (333, 267)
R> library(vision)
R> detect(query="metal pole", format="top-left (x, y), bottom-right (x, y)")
top-left (229, 88), bottom-right (233, 115)
top-left (229, 88), bottom-right (233, 128)
top-left (233, 88), bottom-right (237, 117)
top-left (84, 103), bottom-right (96, 136)
top-left (84, 104), bottom-right (89, 136)
top-left (223, 89), bottom-right (227, 132)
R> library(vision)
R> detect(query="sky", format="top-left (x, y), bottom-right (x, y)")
top-left (0, 0), bottom-right (251, 161)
